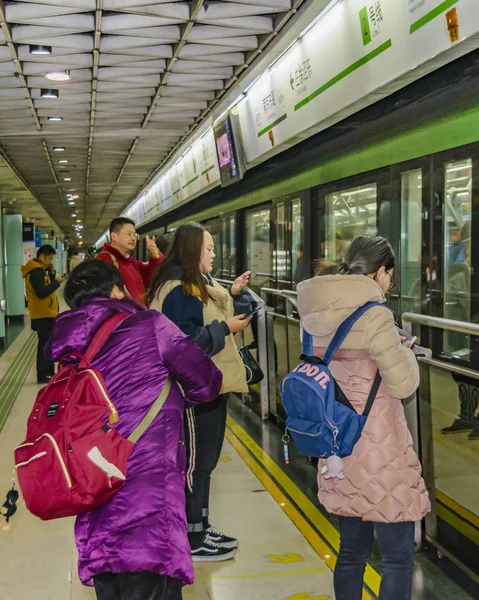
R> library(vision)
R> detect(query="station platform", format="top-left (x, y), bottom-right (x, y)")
top-left (0, 319), bottom-right (476, 600)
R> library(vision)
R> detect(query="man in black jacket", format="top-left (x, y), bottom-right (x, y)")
top-left (21, 245), bottom-right (63, 383)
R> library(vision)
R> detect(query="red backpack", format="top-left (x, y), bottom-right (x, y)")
top-left (14, 313), bottom-right (169, 521)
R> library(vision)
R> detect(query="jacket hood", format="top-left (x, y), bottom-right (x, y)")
top-left (46, 297), bottom-right (145, 361)
top-left (21, 259), bottom-right (44, 279)
top-left (297, 274), bottom-right (385, 337)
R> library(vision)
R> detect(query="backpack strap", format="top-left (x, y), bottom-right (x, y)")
top-left (322, 301), bottom-right (384, 366)
top-left (301, 330), bottom-right (314, 357)
top-left (83, 313), bottom-right (131, 364)
top-left (362, 370), bottom-right (382, 417)
top-left (128, 378), bottom-right (171, 443)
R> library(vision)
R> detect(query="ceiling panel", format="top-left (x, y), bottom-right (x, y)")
top-left (0, 0), bottom-right (301, 245)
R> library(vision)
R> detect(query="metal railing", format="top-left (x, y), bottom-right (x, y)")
top-left (402, 312), bottom-right (479, 581)
top-left (216, 278), bottom-right (270, 419)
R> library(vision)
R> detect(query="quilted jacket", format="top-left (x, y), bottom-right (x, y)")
top-left (297, 274), bottom-right (431, 523)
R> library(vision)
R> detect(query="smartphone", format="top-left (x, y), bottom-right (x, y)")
top-left (242, 306), bottom-right (262, 319)
top-left (404, 336), bottom-right (417, 347)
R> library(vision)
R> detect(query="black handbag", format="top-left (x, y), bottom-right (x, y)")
top-left (239, 345), bottom-right (264, 385)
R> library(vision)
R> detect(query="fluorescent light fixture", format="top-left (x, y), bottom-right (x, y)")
top-left (71, 213), bottom-right (76, 217)
top-left (59, 160), bottom-right (68, 163)
top-left (53, 147), bottom-right (65, 152)
top-left (72, 194), bottom-right (79, 199)
top-left (76, 219), bottom-right (81, 223)
top-left (244, 75), bottom-right (260, 95)
top-left (45, 71), bottom-right (71, 82)
top-left (64, 177), bottom-right (71, 181)
top-left (30, 45), bottom-right (51, 55)
top-left (41, 89), bottom-right (59, 98)
top-left (48, 116), bottom-right (63, 122)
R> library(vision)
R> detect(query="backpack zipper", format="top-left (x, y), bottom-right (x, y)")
top-left (16, 433), bottom-right (72, 488)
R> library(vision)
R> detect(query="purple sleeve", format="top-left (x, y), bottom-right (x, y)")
top-left (153, 312), bottom-right (222, 405)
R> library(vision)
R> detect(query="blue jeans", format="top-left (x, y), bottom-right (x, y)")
top-left (335, 516), bottom-right (415, 600)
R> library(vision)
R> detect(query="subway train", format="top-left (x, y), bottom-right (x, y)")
top-left (134, 48), bottom-right (479, 586)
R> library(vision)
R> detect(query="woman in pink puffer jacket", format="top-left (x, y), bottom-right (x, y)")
top-left (298, 235), bottom-right (430, 600)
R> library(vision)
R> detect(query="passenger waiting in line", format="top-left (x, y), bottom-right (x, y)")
top-left (21, 245), bottom-right (63, 384)
top-left (156, 232), bottom-right (174, 257)
top-left (298, 235), bottom-right (430, 600)
top-left (45, 260), bottom-right (222, 600)
top-left (97, 217), bottom-right (163, 304)
top-left (69, 251), bottom-right (83, 273)
top-left (149, 222), bottom-right (252, 562)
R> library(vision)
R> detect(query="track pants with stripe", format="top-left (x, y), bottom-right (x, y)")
top-left (185, 394), bottom-right (228, 547)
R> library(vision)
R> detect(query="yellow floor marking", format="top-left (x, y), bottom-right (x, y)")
top-left (267, 553), bottom-right (304, 563)
top-left (226, 417), bottom-right (379, 600)
top-left (436, 488), bottom-right (479, 531)
top-left (201, 568), bottom-right (326, 581)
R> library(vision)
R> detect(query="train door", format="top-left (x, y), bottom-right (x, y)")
top-left (245, 204), bottom-right (273, 293)
top-left (424, 148), bottom-right (479, 576)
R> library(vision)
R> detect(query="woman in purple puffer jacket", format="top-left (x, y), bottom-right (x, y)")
top-left (45, 260), bottom-right (222, 600)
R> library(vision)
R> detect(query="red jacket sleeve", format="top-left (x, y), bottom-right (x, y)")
top-left (134, 254), bottom-right (164, 287)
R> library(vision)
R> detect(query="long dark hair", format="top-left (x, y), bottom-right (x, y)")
top-left (338, 235), bottom-right (395, 276)
top-left (148, 222), bottom-right (209, 305)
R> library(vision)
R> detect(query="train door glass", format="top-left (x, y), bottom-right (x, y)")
top-left (443, 159), bottom-right (472, 359)
top-left (207, 218), bottom-right (223, 279)
top-left (246, 207), bottom-right (273, 292)
top-left (400, 170), bottom-right (423, 321)
top-left (221, 217), bottom-right (235, 279)
top-left (274, 202), bottom-right (290, 288)
top-left (324, 184), bottom-right (378, 261)
top-left (292, 199), bottom-right (305, 288)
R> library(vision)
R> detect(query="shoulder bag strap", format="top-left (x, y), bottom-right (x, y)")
top-left (83, 313), bottom-right (131, 364)
top-left (322, 301), bottom-right (384, 366)
top-left (128, 378), bottom-right (171, 443)
top-left (98, 251), bottom-right (119, 269)
top-left (97, 252), bottom-right (132, 298)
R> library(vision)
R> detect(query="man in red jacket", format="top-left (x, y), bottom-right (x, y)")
top-left (97, 217), bottom-right (163, 304)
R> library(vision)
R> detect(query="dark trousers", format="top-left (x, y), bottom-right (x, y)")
top-left (31, 318), bottom-right (55, 380)
top-left (335, 516), bottom-right (415, 600)
top-left (185, 395), bottom-right (228, 546)
top-left (93, 572), bottom-right (182, 600)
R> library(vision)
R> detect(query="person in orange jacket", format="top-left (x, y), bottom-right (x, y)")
top-left (97, 218), bottom-right (163, 305)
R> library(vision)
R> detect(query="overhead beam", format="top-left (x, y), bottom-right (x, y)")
top-left (86, 0), bottom-right (102, 210)
top-left (0, 0), bottom-right (41, 131)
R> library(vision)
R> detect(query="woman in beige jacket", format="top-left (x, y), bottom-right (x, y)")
top-left (148, 223), bottom-right (252, 562)
top-left (298, 235), bottom-right (430, 600)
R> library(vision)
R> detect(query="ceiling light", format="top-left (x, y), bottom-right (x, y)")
top-left (72, 194), bottom-right (79, 199)
top-left (64, 177), bottom-right (71, 181)
top-left (48, 116), bottom-right (63, 122)
top-left (53, 147), bottom-right (65, 152)
top-left (30, 45), bottom-right (52, 55)
top-left (59, 160), bottom-right (68, 164)
top-left (41, 89), bottom-right (59, 98)
top-left (45, 71), bottom-right (71, 82)
top-left (76, 219), bottom-right (81, 223)
top-left (71, 213), bottom-right (76, 217)
top-left (79, 241), bottom-right (83, 246)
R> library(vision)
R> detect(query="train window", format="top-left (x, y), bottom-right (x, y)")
top-left (246, 207), bottom-right (273, 292)
top-left (443, 159), bottom-right (472, 358)
top-left (401, 170), bottom-right (423, 315)
top-left (292, 199), bottom-right (305, 288)
top-left (324, 184), bottom-right (377, 261)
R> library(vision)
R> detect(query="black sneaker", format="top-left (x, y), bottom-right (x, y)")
top-left (191, 534), bottom-right (236, 562)
top-left (206, 525), bottom-right (239, 549)
top-left (468, 429), bottom-right (479, 441)
top-left (441, 419), bottom-right (473, 434)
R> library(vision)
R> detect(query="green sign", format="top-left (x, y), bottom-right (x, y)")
top-left (359, 7), bottom-right (372, 46)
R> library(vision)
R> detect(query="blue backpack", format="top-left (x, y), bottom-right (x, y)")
top-left (280, 301), bottom-right (383, 460)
